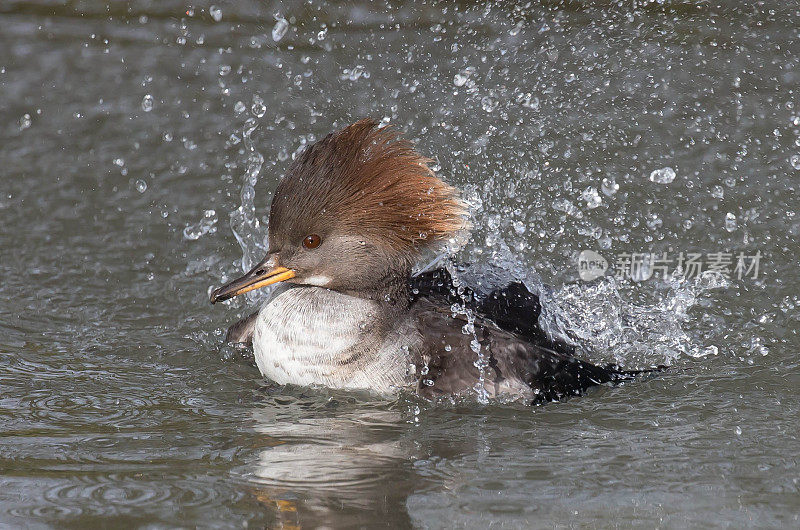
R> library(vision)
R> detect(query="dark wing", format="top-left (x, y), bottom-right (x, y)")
top-left (411, 297), bottom-right (623, 405)
top-left (224, 311), bottom-right (259, 346)
top-left (410, 267), bottom-right (576, 355)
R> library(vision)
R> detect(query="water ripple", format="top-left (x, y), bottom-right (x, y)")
top-left (3, 474), bottom-right (242, 520)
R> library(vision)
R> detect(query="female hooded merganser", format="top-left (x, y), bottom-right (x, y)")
top-left (210, 119), bottom-right (654, 404)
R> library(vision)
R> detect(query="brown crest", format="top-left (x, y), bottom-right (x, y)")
top-left (269, 119), bottom-right (470, 258)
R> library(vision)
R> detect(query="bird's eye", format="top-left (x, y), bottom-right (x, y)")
top-left (302, 234), bottom-right (321, 249)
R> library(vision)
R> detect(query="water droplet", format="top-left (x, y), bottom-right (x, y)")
top-left (790, 154), bottom-right (800, 170)
top-left (454, 67), bottom-right (476, 87)
top-left (272, 18), bottom-right (289, 42)
top-left (481, 96), bottom-right (498, 113)
top-left (209, 5), bottom-right (222, 22)
top-left (516, 92), bottom-right (539, 109)
top-left (734, 426), bottom-right (742, 436)
top-left (135, 179), bottom-right (147, 193)
top-left (582, 186), bottom-right (602, 209)
top-left (317, 27), bottom-right (327, 40)
top-left (645, 213), bottom-right (662, 230)
top-left (141, 94), bottom-right (154, 112)
top-left (551, 198), bottom-right (582, 218)
top-left (700, 345), bottom-right (718, 357)
top-left (183, 210), bottom-right (218, 240)
top-left (470, 338), bottom-right (481, 355)
top-left (346, 65), bottom-right (367, 81)
top-left (18, 113), bottom-right (31, 130)
top-left (601, 177), bottom-right (618, 196)
top-left (649, 166), bottom-right (676, 184)
top-left (725, 212), bottom-right (737, 232)
top-left (251, 95), bottom-right (266, 118)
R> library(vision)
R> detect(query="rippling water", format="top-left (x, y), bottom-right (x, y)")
top-left (1, 1), bottom-right (799, 527)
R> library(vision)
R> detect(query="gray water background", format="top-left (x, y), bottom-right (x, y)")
top-left (1, 1), bottom-right (799, 527)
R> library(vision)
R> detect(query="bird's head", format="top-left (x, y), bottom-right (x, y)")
top-left (210, 119), bottom-right (469, 303)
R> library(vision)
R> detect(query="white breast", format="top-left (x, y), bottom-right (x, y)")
top-left (252, 286), bottom-right (414, 393)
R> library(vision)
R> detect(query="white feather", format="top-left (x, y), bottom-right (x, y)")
top-left (253, 286), bottom-right (415, 393)
top-left (303, 275), bottom-right (332, 286)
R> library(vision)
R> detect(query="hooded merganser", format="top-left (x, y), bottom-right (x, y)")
top-left (210, 119), bottom-right (656, 404)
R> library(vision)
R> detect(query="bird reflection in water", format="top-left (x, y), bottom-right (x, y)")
top-left (245, 394), bottom-right (418, 528)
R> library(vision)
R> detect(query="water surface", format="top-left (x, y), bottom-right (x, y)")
top-left (1, 1), bottom-right (799, 527)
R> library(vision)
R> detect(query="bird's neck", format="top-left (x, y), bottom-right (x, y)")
top-left (333, 269), bottom-right (413, 312)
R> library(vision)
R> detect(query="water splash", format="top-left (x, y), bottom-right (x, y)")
top-left (442, 261), bottom-right (489, 404)
top-left (438, 235), bottom-right (726, 370)
top-left (229, 117), bottom-right (268, 283)
top-left (538, 271), bottom-right (729, 367)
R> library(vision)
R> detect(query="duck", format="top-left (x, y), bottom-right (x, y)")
top-left (210, 119), bottom-right (657, 404)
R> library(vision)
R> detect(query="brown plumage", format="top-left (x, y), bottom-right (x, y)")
top-left (269, 119), bottom-right (469, 260)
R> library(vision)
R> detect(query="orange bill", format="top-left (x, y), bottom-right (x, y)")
top-left (210, 265), bottom-right (295, 304)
